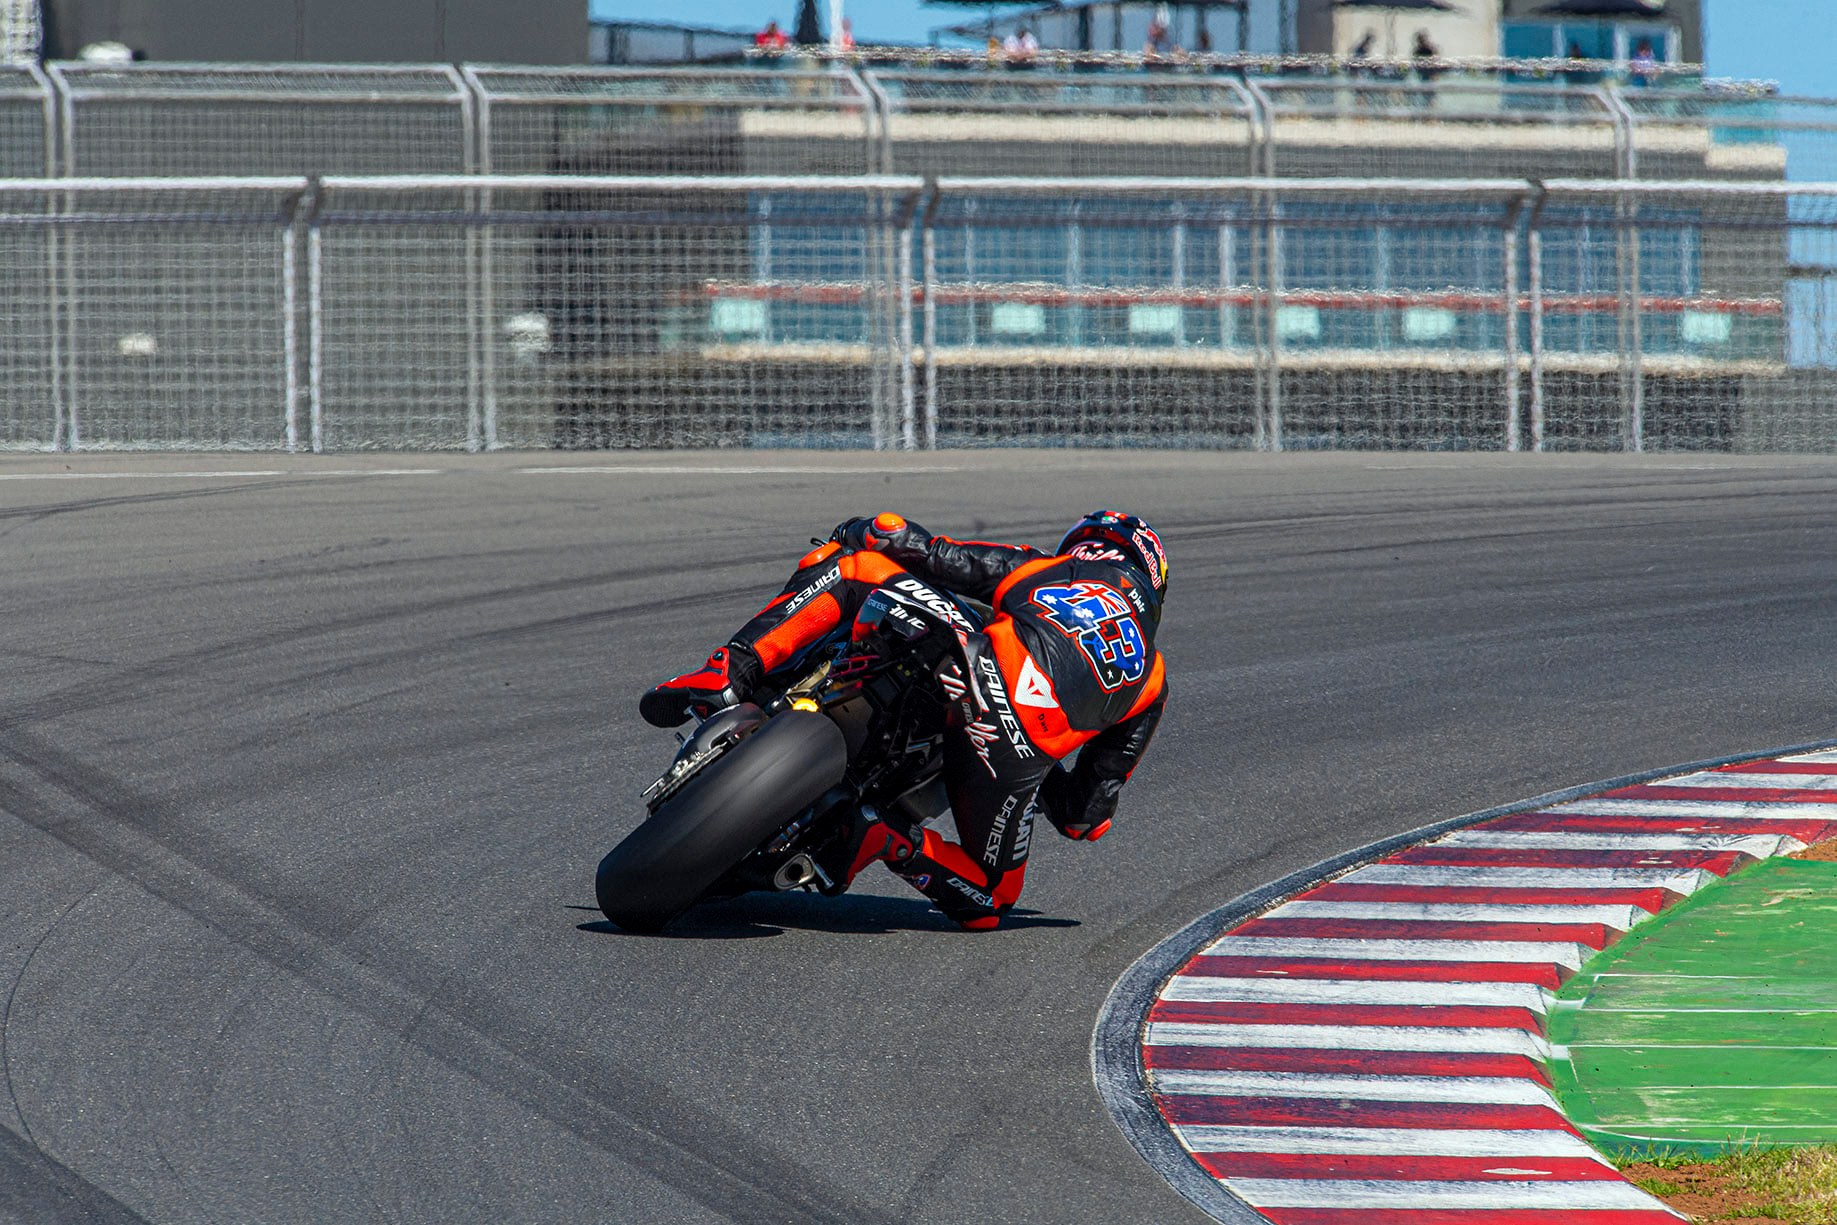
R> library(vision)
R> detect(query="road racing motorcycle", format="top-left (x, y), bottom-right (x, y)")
top-left (595, 566), bottom-right (988, 933)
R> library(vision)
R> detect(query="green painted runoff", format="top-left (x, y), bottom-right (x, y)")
top-left (1549, 858), bottom-right (1837, 1156)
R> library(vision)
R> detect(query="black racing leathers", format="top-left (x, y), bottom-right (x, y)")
top-left (721, 523), bottom-right (1167, 928)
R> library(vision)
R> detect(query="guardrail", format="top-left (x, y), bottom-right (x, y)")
top-left (0, 62), bottom-right (1833, 184)
top-left (0, 174), bottom-right (1831, 453)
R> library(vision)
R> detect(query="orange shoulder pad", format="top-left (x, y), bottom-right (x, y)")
top-left (992, 555), bottom-right (1062, 606)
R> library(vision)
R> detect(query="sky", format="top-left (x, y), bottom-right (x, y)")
top-left (586, 0), bottom-right (1837, 97)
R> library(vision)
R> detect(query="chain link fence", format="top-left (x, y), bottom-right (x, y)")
top-left (0, 178), bottom-right (304, 450)
top-left (463, 65), bottom-right (877, 177)
top-left (0, 62), bottom-right (1834, 183)
top-left (44, 63), bottom-right (475, 176)
top-left (2, 173), bottom-right (1833, 453)
top-left (0, 59), bottom-right (1831, 452)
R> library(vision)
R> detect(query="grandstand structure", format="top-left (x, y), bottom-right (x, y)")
top-left (0, 54), bottom-right (1832, 452)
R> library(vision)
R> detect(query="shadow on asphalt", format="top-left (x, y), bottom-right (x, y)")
top-left (571, 893), bottom-right (1080, 939)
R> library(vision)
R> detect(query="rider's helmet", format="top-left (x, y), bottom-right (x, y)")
top-left (1058, 510), bottom-right (1168, 598)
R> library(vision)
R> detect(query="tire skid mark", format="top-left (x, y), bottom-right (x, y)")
top-left (0, 481), bottom-right (276, 524)
top-left (0, 730), bottom-right (894, 1225)
top-left (0, 887), bottom-right (107, 1212)
top-left (0, 1120), bottom-right (149, 1225)
top-left (0, 561), bottom-right (774, 734)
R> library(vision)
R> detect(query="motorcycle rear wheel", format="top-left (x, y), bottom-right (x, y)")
top-left (595, 710), bottom-right (848, 933)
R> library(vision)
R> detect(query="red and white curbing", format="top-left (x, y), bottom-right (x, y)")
top-left (1104, 746), bottom-right (1837, 1225)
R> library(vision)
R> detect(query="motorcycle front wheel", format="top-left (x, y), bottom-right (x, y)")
top-left (595, 710), bottom-right (848, 933)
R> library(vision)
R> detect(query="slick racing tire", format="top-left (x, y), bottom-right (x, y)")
top-left (596, 710), bottom-right (848, 933)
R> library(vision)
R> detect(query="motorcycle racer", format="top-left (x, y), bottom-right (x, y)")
top-left (639, 511), bottom-right (1168, 931)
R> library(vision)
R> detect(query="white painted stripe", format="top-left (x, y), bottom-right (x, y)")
top-left (0, 468), bottom-right (443, 479)
top-left (1176, 1126), bottom-right (1607, 1159)
top-left (1144, 1022), bottom-right (1551, 1058)
top-left (1161, 976), bottom-right (1555, 1011)
top-left (1546, 798), bottom-right (1837, 820)
top-left (1229, 1178), bottom-right (1675, 1211)
top-left (1437, 830), bottom-right (1800, 856)
top-left (0, 465), bottom-right (965, 482)
top-left (1785, 749), bottom-right (1837, 764)
top-left (516, 464), bottom-right (961, 475)
top-left (1202, 936), bottom-right (1591, 969)
top-left (1152, 1070), bottom-right (1559, 1106)
top-left (1343, 864), bottom-right (1709, 892)
top-left (1662, 771), bottom-right (1837, 790)
top-left (1268, 900), bottom-right (1648, 930)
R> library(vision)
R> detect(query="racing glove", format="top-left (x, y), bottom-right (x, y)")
top-left (1036, 764), bottom-right (1114, 842)
top-left (638, 642), bottom-right (763, 728)
top-left (830, 512), bottom-right (933, 561)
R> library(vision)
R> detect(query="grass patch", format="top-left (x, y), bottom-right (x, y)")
top-left (1616, 1144), bottom-right (1837, 1223)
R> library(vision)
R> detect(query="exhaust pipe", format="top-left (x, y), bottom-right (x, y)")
top-left (773, 853), bottom-right (829, 891)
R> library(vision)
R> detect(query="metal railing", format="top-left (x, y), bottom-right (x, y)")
top-left (0, 62), bottom-right (1832, 184)
top-left (1, 173), bottom-right (1831, 454)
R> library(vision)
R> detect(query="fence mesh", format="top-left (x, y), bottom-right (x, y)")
top-left (49, 64), bottom-right (474, 176)
top-left (1531, 184), bottom-right (1837, 453)
top-left (310, 177), bottom-right (914, 450)
top-left (13, 183), bottom-right (303, 450)
top-left (1622, 90), bottom-right (1837, 184)
top-left (0, 175), bottom-right (1832, 453)
top-left (311, 185), bottom-right (473, 451)
top-left (874, 70), bottom-right (1260, 179)
top-left (466, 66), bottom-right (876, 177)
top-left (0, 66), bottom-right (50, 178)
top-left (1, 31), bottom-right (1836, 458)
top-left (0, 188), bottom-right (54, 449)
top-left (1255, 76), bottom-right (1624, 181)
top-left (1, 62), bottom-right (1825, 187)
top-left (920, 182), bottom-right (1531, 448)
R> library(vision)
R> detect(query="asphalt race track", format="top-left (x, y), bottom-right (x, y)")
top-left (2, 451), bottom-right (1834, 1225)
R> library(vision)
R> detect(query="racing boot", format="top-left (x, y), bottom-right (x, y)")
top-left (639, 642), bottom-right (763, 728)
top-left (824, 806), bottom-right (917, 892)
top-left (893, 829), bottom-right (1010, 931)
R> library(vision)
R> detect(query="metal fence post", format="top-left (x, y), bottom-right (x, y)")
top-left (452, 66), bottom-right (490, 451)
top-left (867, 191), bottom-right (890, 450)
top-left (1238, 78), bottom-right (1277, 178)
top-left (283, 185), bottom-right (303, 452)
top-left (1503, 191), bottom-right (1525, 452)
top-left (28, 65), bottom-right (63, 450)
top-left (305, 174), bottom-right (325, 454)
top-left (1601, 87), bottom-right (1644, 451)
top-left (1527, 182), bottom-right (1549, 453)
top-left (1264, 184), bottom-right (1284, 452)
top-left (896, 186), bottom-right (922, 450)
top-left (921, 179), bottom-right (942, 450)
top-left (856, 68), bottom-right (894, 175)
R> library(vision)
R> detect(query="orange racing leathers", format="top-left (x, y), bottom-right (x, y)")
top-left (725, 519), bottom-right (1167, 929)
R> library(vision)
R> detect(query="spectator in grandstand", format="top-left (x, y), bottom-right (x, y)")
top-left (837, 18), bottom-right (855, 51)
top-left (1348, 28), bottom-right (1377, 96)
top-left (1412, 31), bottom-right (1441, 81)
top-left (1630, 38), bottom-right (1659, 87)
top-left (1144, 18), bottom-right (1176, 61)
top-left (1003, 26), bottom-right (1039, 68)
top-left (1563, 40), bottom-right (1595, 87)
top-left (755, 20), bottom-right (790, 51)
top-left (1412, 29), bottom-right (1442, 106)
